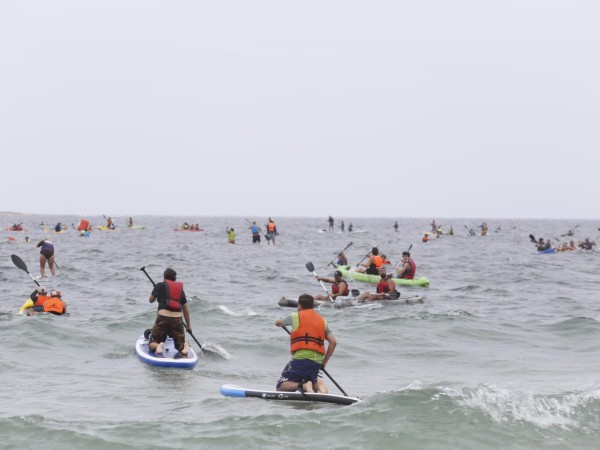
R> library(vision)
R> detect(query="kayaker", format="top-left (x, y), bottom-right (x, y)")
top-left (394, 221), bottom-right (399, 232)
top-left (127, 217), bottom-right (133, 227)
top-left (348, 223), bottom-right (353, 232)
top-left (36, 237), bottom-right (56, 277)
top-left (356, 267), bottom-right (397, 301)
top-left (394, 251), bottom-right (416, 279)
top-left (226, 227), bottom-right (236, 244)
top-left (266, 218), bottom-right (277, 245)
top-left (328, 216), bottom-right (334, 232)
top-left (336, 252), bottom-right (348, 266)
top-left (422, 233), bottom-right (429, 243)
top-left (341, 220), bottom-right (345, 232)
top-left (25, 288), bottom-right (68, 315)
top-left (315, 270), bottom-right (349, 301)
top-left (106, 217), bottom-right (115, 230)
top-left (54, 222), bottom-right (62, 232)
top-left (449, 226), bottom-right (454, 236)
top-left (248, 221), bottom-right (262, 244)
top-left (356, 247), bottom-right (385, 275)
top-left (430, 220), bottom-right (437, 232)
top-left (480, 223), bottom-right (488, 236)
top-left (182, 222), bottom-right (190, 230)
top-left (148, 268), bottom-right (191, 357)
top-left (275, 294), bottom-right (337, 393)
top-left (536, 238), bottom-right (551, 252)
top-left (579, 238), bottom-right (596, 251)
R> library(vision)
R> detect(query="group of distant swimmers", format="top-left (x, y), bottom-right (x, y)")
top-left (181, 223), bottom-right (202, 230)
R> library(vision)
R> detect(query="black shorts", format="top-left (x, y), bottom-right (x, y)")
top-left (41, 250), bottom-right (54, 259)
top-left (252, 234), bottom-right (261, 243)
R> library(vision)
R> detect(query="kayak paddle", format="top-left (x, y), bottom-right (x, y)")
top-left (11, 254), bottom-right (40, 286)
top-left (305, 262), bottom-right (335, 303)
top-left (529, 234), bottom-right (537, 244)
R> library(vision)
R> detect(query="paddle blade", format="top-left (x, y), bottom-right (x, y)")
top-left (351, 289), bottom-right (360, 297)
top-left (305, 262), bottom-right (315, 272)
top-left (407, 244), bottom-right (413, 252)
top-left (11, 254), bottom-right (28, 272)
top-left (529, 234), bottom-right (537, 244)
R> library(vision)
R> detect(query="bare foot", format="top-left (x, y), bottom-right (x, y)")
top-left (155, 342), bottom-right (165, 355)
top-left (181, 342), bottom-right (190, 357)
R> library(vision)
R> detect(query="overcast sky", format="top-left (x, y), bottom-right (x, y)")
top-left (1, 1), bottom-right (598, 219)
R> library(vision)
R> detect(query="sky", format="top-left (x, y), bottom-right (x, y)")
top-left (1, 1), bottom-right (599, 219)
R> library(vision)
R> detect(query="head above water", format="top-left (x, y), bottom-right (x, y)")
top-left (298, 294), bottom-right (315, 310)
top-left (164, 268), bottom-right (177, 281)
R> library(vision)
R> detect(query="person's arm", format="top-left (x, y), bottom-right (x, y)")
top-left (36, 240), bottom-right (44, 248)
top-left (361, 255), bottom-right (373, 268)
top-left (182, 303), bottom-right (191, 332)
top-left (316, 277), bottom-right (333, 283)
top-left (149, 283), bottom-right (161, 303)
top-left (275, 314), bottom-right (293, 328)
top-left (322, 330), bottom-right (336, 369)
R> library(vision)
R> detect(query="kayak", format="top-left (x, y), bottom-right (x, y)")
top-left (127, 225), bottom-right (146, 229)
top-left (278, 295), bottom-right (424, 309)
top-left (18, 298), bottom-right (69, 317)
top-left (220, 384), bottom-right (361, 405)
top-left (135, 335), bottom-right (198, 369)
top-left (336, 265), bottom-right (430, 287)
top-left (536, 248), bottom-right (557, 254)
top-left (96, 226), bottom-right (116, 231)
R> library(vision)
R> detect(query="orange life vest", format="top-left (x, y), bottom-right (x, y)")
top-left (290, 309), bottom-right (326, 354)
top-left (267, 222), bottom-right (276, 232)
top-left (373, 255), bottom-right (384, 269)
top-left (34, 294), bottom-right (65, 314)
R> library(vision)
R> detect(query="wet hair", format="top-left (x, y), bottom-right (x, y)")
top-left (298, 294), bottom-right (315, 309)
top-left (402, 251), bottom-right (411, 257)
top-left (164, 268), bottom-right (177, 281)
top-left (371, 247), bottom-right (379, 255)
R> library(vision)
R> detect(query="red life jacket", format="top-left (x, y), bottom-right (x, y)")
top-left (290, 309), bottom-right (326, 354)
top-left (164, 280), bottom-right (184, 312)
top-left (332, 280), bottom-right (349, 296)
top-left (401, 259), bottom-right (416, 279)
top-left (376, 279), bottom-right (390, 293)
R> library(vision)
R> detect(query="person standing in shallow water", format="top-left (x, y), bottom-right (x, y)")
top-left (328, 216), bottom-right (334, 232)
top-left (148, 268), bottom-right (191, 357)
top-left (248, 221), bottom-right (262, 244)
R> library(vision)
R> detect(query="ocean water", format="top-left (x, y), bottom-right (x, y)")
top-left (1, 214), bottom-right (599, 450)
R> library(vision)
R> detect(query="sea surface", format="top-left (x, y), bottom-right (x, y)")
top-left (1, 214), bottom-right (599, 450)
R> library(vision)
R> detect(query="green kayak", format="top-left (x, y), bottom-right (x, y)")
top-left (336, 265), bottom-right (430, 288)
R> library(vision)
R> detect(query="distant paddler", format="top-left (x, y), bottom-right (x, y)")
top-left (36, 237), bottom-right (56, 278)
top-left (247, 221), bottom-right (262, 244)
top-left (127, 217), bottom-right (134, 227)
top-left (106, 216), bottom-right (115, 230)
top-left (226, 226), bottom-right (236, 244)
top-left (266, 218), bottom-right (277, 245)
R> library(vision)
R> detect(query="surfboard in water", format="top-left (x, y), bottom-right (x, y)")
top-left (219, 384), bottom-right (360, 405)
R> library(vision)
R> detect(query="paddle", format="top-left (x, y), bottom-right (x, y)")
top-left (353, 244), bottom-right (378, 271)
top-left (305, 262), bottom-right (335, 303)
top-left (11, 254), bottom-right (40, 286)
top-left (139, 266), bottom-right (205, 352)
top-left (281, 325), bottom-right (349, 397)
top-left (327, 242), bottom-right (353, 268)
top-left (529, 234), bottom-right (537, 244)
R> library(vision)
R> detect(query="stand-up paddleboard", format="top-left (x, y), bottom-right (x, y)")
top-left (220, 384), bottom-right (360, 405)
top-left (135, 335), bottom-right (198, 369)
